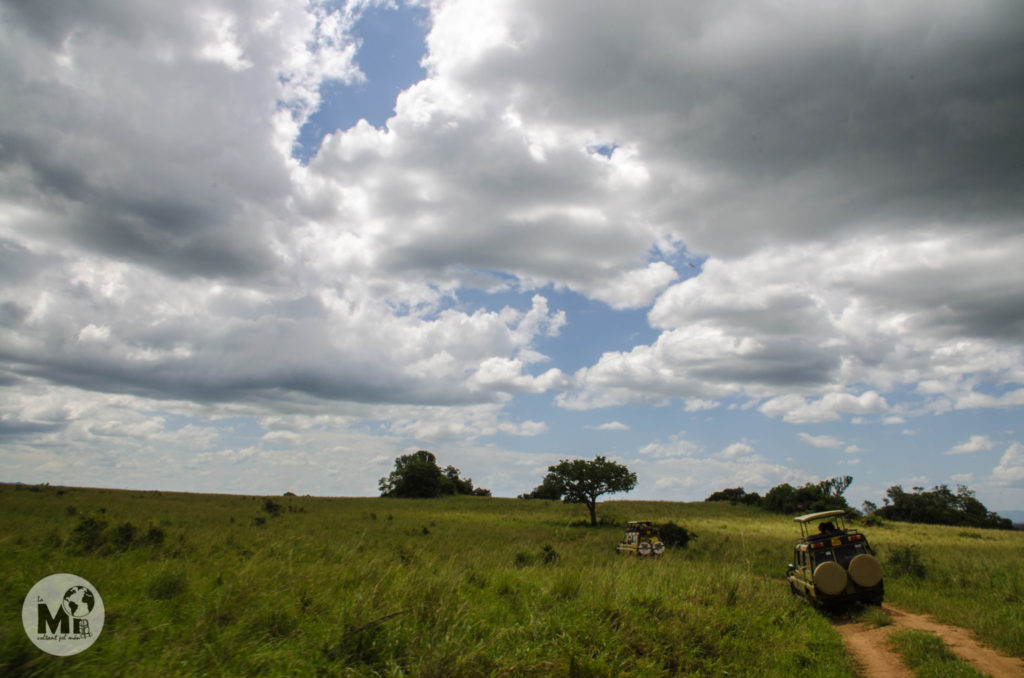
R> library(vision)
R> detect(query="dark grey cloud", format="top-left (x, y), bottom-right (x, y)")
top-left (443, 0), bottom-right (1024, 255)
top-left (2, 0), bottom-right (1023, 441)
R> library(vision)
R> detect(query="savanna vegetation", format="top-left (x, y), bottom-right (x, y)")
top-left (378, 451), bottom-right (490, 499)
top-left (706, 476), bottom-right (855, 516)
top-left (2, 482), bottom-right (1022, 676)
top-left (876, 484), bottom-right (1013, 530)
top-left (889, 629), bottom-right (988, 677)
top-left (705, 476), bottom-right (1015, 531)
top-left (520, 456), bottom-right (637, 525)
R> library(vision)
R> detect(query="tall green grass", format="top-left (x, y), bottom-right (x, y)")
top-left (1, 484), bottom-right (1020, 676)
top-left (889, 629), bottom-right (986, 678)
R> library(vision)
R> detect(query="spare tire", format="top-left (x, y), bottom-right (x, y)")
top-left (638, 541), bottom-right (653, 555)
top-left (813, 561), bottom-right (847, 595)
top-left (848, 554), bottom-right (883, 588)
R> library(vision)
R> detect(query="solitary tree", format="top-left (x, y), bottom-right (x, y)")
top-left (544, 456), bottom-right (637, 525)
top-left (379, 451), bottom-right (486, 498)
top-left (379, 450), bottom-right (446, 498)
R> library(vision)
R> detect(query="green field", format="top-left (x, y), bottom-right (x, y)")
top-left (2, 484), bottom-right (1022, 676)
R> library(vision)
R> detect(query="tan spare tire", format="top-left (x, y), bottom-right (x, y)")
top-left (848, 554), bottom-right (883, 587)
top-left (813, 561), bottom-right (847, 595)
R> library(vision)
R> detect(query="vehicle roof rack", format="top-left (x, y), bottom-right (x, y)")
top-left (793, 509), bottom-right (846, 523)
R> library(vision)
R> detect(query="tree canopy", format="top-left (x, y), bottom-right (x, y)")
top-left (536, 455), bottom-right (637, 525)
top-left (878, 484), bottom-right (1012, 529)
top-left (704, 487), bottom-right (762, 505)
top-left (378, 451), bottom-right (488, 498)
top-left (704, 476), bottom-right (854, 515)
top-left (518, 473), bottom-right (564, 500)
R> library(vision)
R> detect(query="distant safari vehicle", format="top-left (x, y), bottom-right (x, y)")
top-left (616, 521), bottom-right (666, 557)
top-left (787, 510), bottom-right (884, 607)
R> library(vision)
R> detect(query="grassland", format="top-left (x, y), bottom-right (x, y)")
top-left (1, 484), bottom-right (1022, 676)
top-left (889, 629), bottom-right (987, 677)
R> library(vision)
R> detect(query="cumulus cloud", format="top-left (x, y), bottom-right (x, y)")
top-left (716, 442), bottom-right (754, 460)
top-left (636, 440), bottom-right (808, 500)
top-left (993, 443), bottom-right (1024, 487)
top-left (637, 432), bottom-right (702, 458)
top-left (1, 0), bottom-right (1023, 499)
top-left (946, 435), bottom-right (997, 456)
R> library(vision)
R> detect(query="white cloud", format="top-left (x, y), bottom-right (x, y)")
top-left (993, 443), bottom-right (1024, 487)
top-left (1, 0), bottom-right (1022, 502)
top-left (717, 442), bottom-right (754, 460)
top-left (760, 391), bottom-right (888, 424)
top-left (946, 435), bottom-right (996, 456)
top-left (798, 432), bottom-right (844, 449)
top-left (593, 421), bottom-right (629, 431)
top-left (684, 398), bottom-right (720, 413)
top-left (637, 432), bottom-right (702, 458)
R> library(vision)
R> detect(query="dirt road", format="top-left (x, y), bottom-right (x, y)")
top-left (833, 604), bottom-right (1024, 678)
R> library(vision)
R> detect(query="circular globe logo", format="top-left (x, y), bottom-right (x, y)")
top-left (22, 573), bottom-right (104, 656)
top-left (62, 586), bottom-right (96, 619)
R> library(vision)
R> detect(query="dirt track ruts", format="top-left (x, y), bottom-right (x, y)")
top-left (833, 604), bottom-right (1024, 678)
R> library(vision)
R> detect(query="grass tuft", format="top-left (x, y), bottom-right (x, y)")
top-left (889, 629), bottom-right (987, 677)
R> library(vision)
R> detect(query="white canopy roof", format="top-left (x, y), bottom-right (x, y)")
top-left (793, 509), bottom-right (846, 523)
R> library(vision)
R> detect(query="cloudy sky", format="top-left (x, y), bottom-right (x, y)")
top-left (2, 0), bottom-right (1023, 512)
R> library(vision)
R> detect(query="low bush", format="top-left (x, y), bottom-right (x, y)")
top-left (66, 514), bottom-right (108, 554)
top-left (886, 545), bottom-right (927, 579)
top-left (659, 522), bottom-right (694, 548)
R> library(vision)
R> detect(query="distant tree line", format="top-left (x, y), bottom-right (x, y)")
top-left (877, 484), bottom-right (1011, 529)
top-left (704, 476), bottom-right (1013, 530)
top-left (706, 475), bottom-right (854, 515)
top-left (379, 451), bottom-right (491, 498)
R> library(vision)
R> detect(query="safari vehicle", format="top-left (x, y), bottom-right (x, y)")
top-left (616, 521), bottom-right (666, 557)
top-left (786, 509), bottom-right (883, 607)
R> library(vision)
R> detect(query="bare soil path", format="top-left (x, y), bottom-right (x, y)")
top-left (832, 604), bottom-right (1024, 678)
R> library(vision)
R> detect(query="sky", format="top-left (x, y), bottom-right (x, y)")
top-left (1, 0), bottom-right (1023, 514)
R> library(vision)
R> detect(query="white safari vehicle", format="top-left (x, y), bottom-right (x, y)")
top-left (616, 521), bottom-right (666, 557)
top-left (786, 509), bottom-right (883, 607)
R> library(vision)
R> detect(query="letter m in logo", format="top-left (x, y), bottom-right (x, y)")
top-left (37, 603), bottom-right (70, 634)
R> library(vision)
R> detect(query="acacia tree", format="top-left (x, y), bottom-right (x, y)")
top-left (545, 455), bottom-right (637, 525)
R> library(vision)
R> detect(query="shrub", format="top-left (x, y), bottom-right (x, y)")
top-left (144, 522), bottom-right (166, 546)
top-left (66, 514), bottom-right (108, 554)
top-left (262, 499), bottom-right (282, 517)
top-left (541, 544), bottom-right (560, 564)
top-left (659, 522), bottom-right (693, 549)
top-left (110, 521), bottom-right (139, 550)
top-left (887, 545), bottom-right (927, 579)
top-left (514, 551), bottom-right (535, 567)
